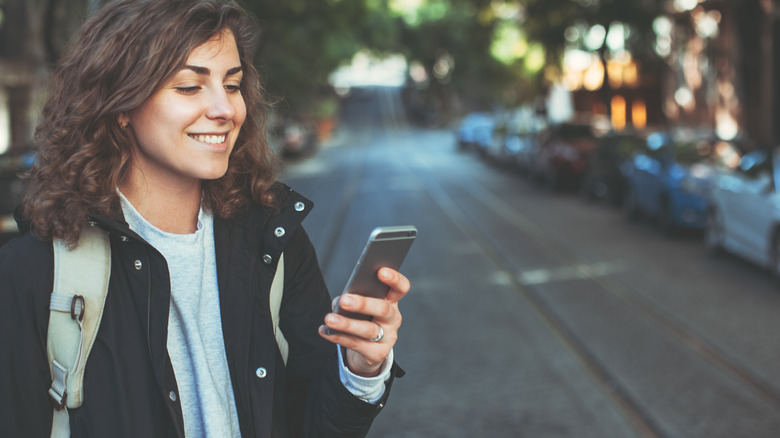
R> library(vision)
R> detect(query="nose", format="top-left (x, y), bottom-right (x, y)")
top-left (206, 88), bottom-right (237, 121)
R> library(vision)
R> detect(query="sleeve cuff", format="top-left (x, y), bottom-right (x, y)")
top-left (337, 347), bottom-right (394, 404)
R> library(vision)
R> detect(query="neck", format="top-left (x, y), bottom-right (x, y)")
top-left (119, 175), bottom-right (202, 235)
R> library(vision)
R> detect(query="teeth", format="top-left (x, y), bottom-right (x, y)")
top-left (190, 134), bottom-right (226, 144)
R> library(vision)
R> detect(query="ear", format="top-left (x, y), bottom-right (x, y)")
top-left (118, 113), bottom-right (130, 129)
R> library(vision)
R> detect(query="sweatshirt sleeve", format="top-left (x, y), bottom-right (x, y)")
top-left (338, 346), bottom-right (393, 404)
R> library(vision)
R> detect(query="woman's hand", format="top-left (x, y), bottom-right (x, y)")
top-left (319, 267), bottom-right (410, 377)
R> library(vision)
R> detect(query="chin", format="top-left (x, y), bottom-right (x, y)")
top-left (199, 165), bottom-right (230, 181)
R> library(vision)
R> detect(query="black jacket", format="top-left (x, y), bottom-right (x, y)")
top-left (0, 185), bottom-right (398, 437)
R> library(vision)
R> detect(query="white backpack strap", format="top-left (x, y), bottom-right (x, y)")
top-left (48, 224), bottom-right (111, 438)
top-left (269, 252), bottom-right (289, 365)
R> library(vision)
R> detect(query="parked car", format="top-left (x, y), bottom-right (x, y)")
top-left (0, 148), bottom-right (35, 246)
top-left (455, 112), bottom-right (494, 152)
top-left (497, 108), bottom-right (546, 173)
top-left (472, 118), bottom-right (498, 158)
top-left (533, 122), bottom-right (599, 191)
top-left (482, 109), bottom-right (530, 167)
top-left (580, 130), bottom-right (647, 206)
top-left (622, 130), bottom-right (742, 233)
top-left (705, 146), bottom-right (780, 277)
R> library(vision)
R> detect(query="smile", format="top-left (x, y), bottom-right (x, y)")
top-left (189, 133), bottom-right (227, 144)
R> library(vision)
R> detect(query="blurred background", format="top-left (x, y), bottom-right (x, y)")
top-left (1, 0), bottom-right (778, 237)
top-left (2, 1), bottom-right (774, 161)
top-left (4, 1), bottom-right (780, 436)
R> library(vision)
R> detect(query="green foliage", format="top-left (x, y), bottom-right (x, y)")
top-left (238, 0), bottom-right (669, 117)
top-left (521, 0), bottom-right (665, 65)
top-left (396, 0), bottom-right (524, 109)
top-left (239, 0), bottom-right (398, 116)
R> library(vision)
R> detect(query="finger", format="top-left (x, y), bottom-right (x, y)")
top-left (318, 325), bottom-right (391, 370)
top-left (337, 294), bottom-right (394, 321)
top-left (378, 268), bottom-right (410, 302)
top-left (322, 312), bottom-right (398, 345)
top-left (318, 321), bottom-right (396, 365)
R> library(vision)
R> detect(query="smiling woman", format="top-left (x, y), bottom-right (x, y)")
top-left (22, 0), bottom-right (275, 246)
top-left (119, 29), bottom-right (248, 234)
top-left (0, 1), bottom-right (410, 437)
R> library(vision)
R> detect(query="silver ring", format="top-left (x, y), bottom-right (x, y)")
top-left (370, 324), bottom-right (384, 342)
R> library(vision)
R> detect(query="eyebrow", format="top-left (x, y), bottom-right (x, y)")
top-left (182, 65), bottom-right (243, 76)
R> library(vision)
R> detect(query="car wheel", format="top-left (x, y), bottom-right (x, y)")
top-left (704, 208), bottom-right (723, 256)
top-left (622, 187), bottom-right (639, 221)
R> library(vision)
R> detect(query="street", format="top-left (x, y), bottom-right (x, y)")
top-left (281, 87), bottom-right (780, 438)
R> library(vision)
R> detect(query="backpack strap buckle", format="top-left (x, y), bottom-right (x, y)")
top-left (48, 360), bottom-right (68, 411)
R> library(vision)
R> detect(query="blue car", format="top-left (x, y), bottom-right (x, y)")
top-left (455, 112), bottom-right (495, 152)
top-left (622, 130), bottom-right (742, 233)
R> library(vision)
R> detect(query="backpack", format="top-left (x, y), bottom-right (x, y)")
top-left (47, 223), bottom-right (288, 438)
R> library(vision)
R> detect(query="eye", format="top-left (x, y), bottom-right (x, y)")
top-left (225, 84), bottom-right (241, 94)
top-left (176, 86), bottom-right (201, 95)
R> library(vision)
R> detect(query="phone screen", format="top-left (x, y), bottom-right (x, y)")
top-left (334, 225), bottom-right (417, 321)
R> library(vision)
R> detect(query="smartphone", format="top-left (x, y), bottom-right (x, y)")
top-left (332, 225), bottom-right (418, 321)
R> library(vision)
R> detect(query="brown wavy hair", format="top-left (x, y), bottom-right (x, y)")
top-left (23, 0), bottom-right (278, 246)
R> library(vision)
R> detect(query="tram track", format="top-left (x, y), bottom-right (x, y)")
top-left (398, 134), bottom-right (780, 437)
top-left (448, 172), bottom-right (780, 406)
top-left (407, 156), bottom-right (665, 438)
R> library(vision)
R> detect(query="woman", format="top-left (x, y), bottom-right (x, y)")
top-left (0, 0), bottom-right (409, 437)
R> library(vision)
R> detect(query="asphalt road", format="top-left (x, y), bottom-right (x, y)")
top-left (280, 87), bottom-right (780, 438)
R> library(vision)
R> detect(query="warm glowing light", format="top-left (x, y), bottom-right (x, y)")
top-left (715, 107), bottom-right (738, 140)
top-left (674, 87), bottom-right (694, 109)
top-left (583, 58), bottom-right (605, 91)
top-left (607, 60), bottom-right (622, 88)
top-left (605, 53), bottom-right (638, 89)
top-left (632, 100), bottom-right (647, 130)
top-left (564, 49), bottom-right (592, 71)
top-left (611, 95), bottom-right (626, 131)
top-left (623, 61), bottom-right (639, 87)
top-left (563, 69), bottom-right (582, 91)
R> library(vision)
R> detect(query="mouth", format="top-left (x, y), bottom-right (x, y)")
top-left (188, 133), bottom-right (228, 144)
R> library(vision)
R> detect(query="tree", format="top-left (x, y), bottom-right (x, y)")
top-left (239, 0), bottom-right (399, 117)
top-left (395, 0), bottom-right (523, 117)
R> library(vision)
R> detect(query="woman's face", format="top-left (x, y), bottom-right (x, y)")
top-left (125, 29), bottom-right (246, 189)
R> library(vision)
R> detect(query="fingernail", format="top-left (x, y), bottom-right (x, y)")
top-left (379, 268), bottom-right (392, 280)
top-left (341, 295), bottom-right (354, 306)
top-left (326, 314), bottom-right (339, 324)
